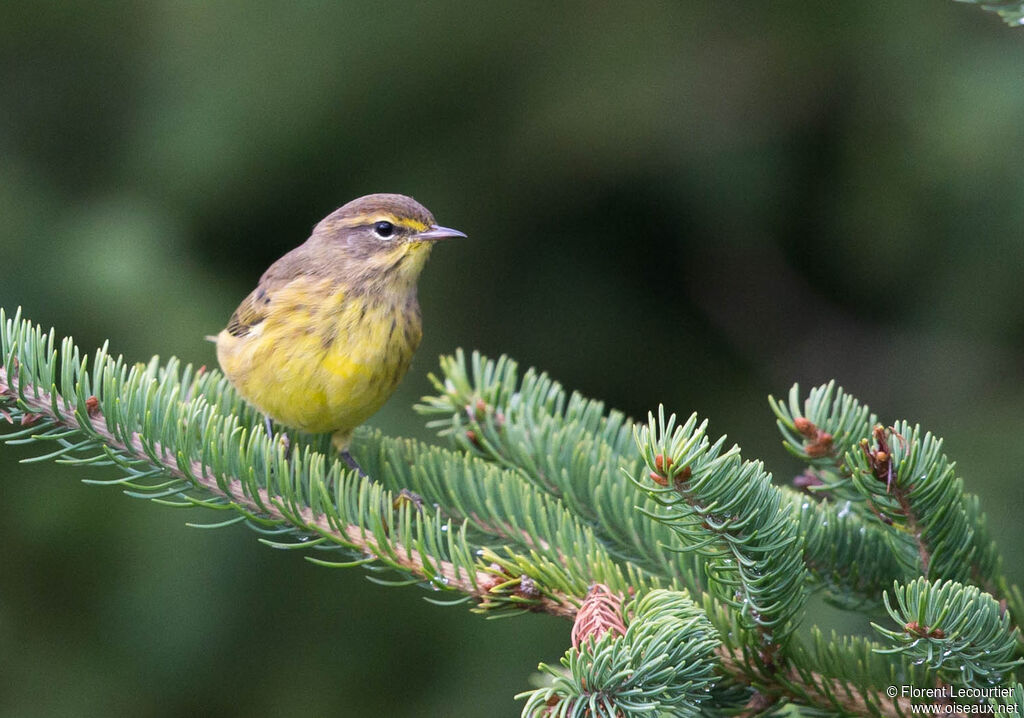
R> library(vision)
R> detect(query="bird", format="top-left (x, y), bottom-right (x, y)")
top-left (213, 193), bottom-right (465, 475)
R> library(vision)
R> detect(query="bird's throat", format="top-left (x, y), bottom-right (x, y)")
top-left (374, 242), bottom-right (433, 290)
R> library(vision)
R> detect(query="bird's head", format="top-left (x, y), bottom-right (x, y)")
top-left (310, 193), bottom-right (465, 287)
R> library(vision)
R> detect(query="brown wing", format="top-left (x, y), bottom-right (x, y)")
top-left (224, 243), bottom-right (322, 338)
top-left (225, 287), bottom-right (271, 337)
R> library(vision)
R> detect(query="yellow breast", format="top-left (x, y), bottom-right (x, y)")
top-left (216, 277), bottom-right (422, 438)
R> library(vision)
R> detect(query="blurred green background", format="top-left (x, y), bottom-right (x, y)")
top-left (2, 2), bottom-right (1023, 716)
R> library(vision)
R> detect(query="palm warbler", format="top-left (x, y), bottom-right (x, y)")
top-left (214, 193), bottom-right (464, 472)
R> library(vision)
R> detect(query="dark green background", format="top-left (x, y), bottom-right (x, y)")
top-left (2, 2), bottom-right (1023, 716)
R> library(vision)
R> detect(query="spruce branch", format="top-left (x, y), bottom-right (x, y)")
top-left (777, 383), bottom-right (1017, 626)
top-left (705, 598), bottom-right (922, 718)
top-left (3, 309), bottom-right (1021, 717)
top-left (0, 308), bottom-right (645, 619)
top-left (351, 430), bottom-right (673, 608)
top-left (778, 629), bottom-right (927, 716)
top-left (419, 350), bottom-right (1019, 714)
top-left (0, 358), bottom-right (584, 617)
top-left (771, 381), bottom-right (876, 496)
top-left (519, 589), bottom-right (721, 717)
top-left (874, 578), bottom-right (1022, 690)
top-left (632, 408), bottom-right (808, 669)
top-left (790, 492), bottom-right (913, 611)
top-left (849, 422), bottom-right (997, 587)
top-left (418, 350), bottom-right (708, 594)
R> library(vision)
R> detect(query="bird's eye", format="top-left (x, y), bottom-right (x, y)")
top-left (373, 221), bottom-right (395, 238)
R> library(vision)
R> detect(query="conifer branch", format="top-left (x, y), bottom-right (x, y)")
top-left (3, 311), bottom-right (1021, 717)
top-left (0, 362), bottom-right (581, 618)
top-left (698, 594), bottom-right (924, 717)
top-left (632, 408), bottom-right (808, 671)
top-left (417, 351), bottom-right (707, 594)
top-left (0, 344), bottom-right (910, 716)
top-left (874, 578), bottom-right (1023, 689)
top-left (719, 644), bottom-right (913, 717)
top-left (0, 309), bottom-right (653, 620)
top-left (520, 589), bottom-right (721, 717)
top-left (771, 381), bottom-right (876, 495)
top-left (790, 492), bottom-right (912, 611)
top-left (775, 383), bottom-right (1017, 626)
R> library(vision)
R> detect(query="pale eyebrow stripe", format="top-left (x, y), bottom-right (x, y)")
top-left (335, 213), bottom-right (429, 232)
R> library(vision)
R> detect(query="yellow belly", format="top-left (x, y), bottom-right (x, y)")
top-left (216, 280), bottom-right (422, 439)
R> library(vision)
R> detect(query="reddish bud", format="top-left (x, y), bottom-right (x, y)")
top-left (793, 416), bottom-right (817, 438)
top-left (905, 621), bottom-right (944, 639)
top-left (861, 425), bottom-right (901, 491)
top-left (805, 432), bottom-right (834, 458)
top-left (473, 399), bottom-right (489, 421)
top-left (654, 454), bottom-right (673, 473)
top-left (650, 454), bottom-right (677, 486)
top-left (85, 395), bottom-right (100, 417)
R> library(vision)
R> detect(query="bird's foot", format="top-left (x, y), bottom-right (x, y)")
top-left (339, 448), bottom-right (422, 511)
top-left (393, 488), bottom-right (424, 511)
top-left (264, 416), bottom-right (292, 459)
top-left (340, 450), bottom-right (368, 478)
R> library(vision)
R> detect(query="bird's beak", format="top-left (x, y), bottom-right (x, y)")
top-left (416, 224), bottom-right (467, 241)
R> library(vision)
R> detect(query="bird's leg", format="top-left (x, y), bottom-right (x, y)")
top-left (340, 450), bottom-right (367, 478)
top-left (333, 431), bottom-right (365, 476)
top-left (265, 415), bottom-right (292, 460)
top-left (332, 430), bottom-right (423, 510)
top-left (393, 488), bottom-right (424, 511)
